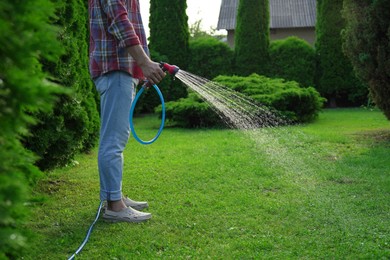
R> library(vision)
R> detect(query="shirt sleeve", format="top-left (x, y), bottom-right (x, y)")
top-left (101, 0), bottom-right (141, 48)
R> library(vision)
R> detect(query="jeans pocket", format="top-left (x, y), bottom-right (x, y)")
top-left (94, 75), bottom-right (108, 95)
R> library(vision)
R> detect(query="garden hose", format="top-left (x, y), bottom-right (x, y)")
top-left (68, 201), bottom-right (103, 260)
top-left (129, 84), bottom-right (166, 145)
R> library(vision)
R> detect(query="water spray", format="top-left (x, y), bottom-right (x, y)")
top-left (129, 62), bottom-right (179, 145)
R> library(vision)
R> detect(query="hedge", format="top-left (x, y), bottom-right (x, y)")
top-left (23, 0), bottom-right (100, 171)
top-left (158, 74), bottom-right (325, 128)
top-left (0, 0), bottom-right (64, 257)
top-left (188, 36), bottom-right (234, 79)
top-left (269, 36), bottom-right (316, 88)
top-left (214, 74), bottom-right (325, 123)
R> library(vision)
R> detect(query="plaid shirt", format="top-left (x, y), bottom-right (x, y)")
top-left (88, 0), bottom-right (148, 79)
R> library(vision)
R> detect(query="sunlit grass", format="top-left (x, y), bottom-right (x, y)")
top-left (25, 108), bottom-right (390, 259)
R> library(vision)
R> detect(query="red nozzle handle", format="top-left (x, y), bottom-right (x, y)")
top-left (159, 62), bottom-right (180, 76)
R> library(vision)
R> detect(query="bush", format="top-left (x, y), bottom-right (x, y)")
top-left (188, 37), bottom-right (234, 79)
top-left (214, 74), bottom-right (325, 122)
top-left (149, 0), bottom-right (189, 101)
top-left (156, 93), bottom-right (223, 128)
top-left (342, 0), bottom-right (390, 119)
top-left (24, 0), bottom-right (100, 171)
top-left (234, 0), bottom-right (270, 76)
top-left (0, 0), bottom-right (63, 257)
top-left (269, 36), bottom-right (316, 88)
top-left (316, 0), bottom-right (367, 107)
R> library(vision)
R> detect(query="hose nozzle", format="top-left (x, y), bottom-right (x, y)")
top-left (159, 62), bottom-right (180, 76)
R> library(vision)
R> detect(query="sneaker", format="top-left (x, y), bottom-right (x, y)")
top-left (102, 196), bottom-right (149, 211)
top-left (103, 207), bottom-right (152, 223)
top-left (122, 196), bottom-right (149, 211)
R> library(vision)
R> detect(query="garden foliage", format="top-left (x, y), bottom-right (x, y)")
top-left (23, 0), bottom-right (100, 171)
top-left (157, 93), bottom-right (223, 128)
top-left (315, 0), bottom-right (366, 107)
top-left (234, 0), bottom-right (270, 76)
top-left (160, 74), bottom-right (325, 128)
top-left (269, 37), bottom-right (316, 88)
top-left (214, 74), bottom-right (325, 123)
top-left (188, 37), bottom-right (234, 80)
top-left (342, 0), bottom-right (390, 120)
top-left (149, 0), bottom-right (190, 101)
top-left (0, 0), bottom-right (64, 257)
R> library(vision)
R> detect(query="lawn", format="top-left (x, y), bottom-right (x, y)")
top-left (25, 108), bottom-right (390, 259)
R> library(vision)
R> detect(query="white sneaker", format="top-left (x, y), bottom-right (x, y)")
top-left (122, 196), bottom-right (149, 210)
top-left (103, 207), bottom-right (152, 223)
top-left (102, 196), bottom-right (149, 211)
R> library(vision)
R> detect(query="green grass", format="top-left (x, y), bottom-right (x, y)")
top-left (25, 108), bottom-right (390, 259)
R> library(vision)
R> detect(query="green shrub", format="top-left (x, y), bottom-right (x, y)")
top-left (24, 0), bottom-right (100, 171)
top-left (315, 0), bottom-right (367, 107)
top-left (188, 37), bottom-right (233, 79)
top-left (149, 0), bottom-right (189, 101)
top-left (234, 0), bottom-right (270, 76)
top-left (0, 0), bottom-right (64, 257)
top-left (156, 93), bottom-right (223, 128)
top-left (269, 36), bottom-right (316, 88)
top-left (214, 74), bottom-right (325, 122)
top-left (342, 0), bottom-right (390, 119)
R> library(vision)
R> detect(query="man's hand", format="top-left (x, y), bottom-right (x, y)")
top-left (127, 45), bottom-right (165, 85)
top-left (138, 60), bottom-right (165, 86)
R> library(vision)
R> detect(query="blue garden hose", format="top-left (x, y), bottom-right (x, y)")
top-left (68, 201), bottom-right (103, 260)
top-left (129, 84), bottom-right (165, 145)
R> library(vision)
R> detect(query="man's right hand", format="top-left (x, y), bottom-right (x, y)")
top-left (127, 45), bottom-right (165, 85)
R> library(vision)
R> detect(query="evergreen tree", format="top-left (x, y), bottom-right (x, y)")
top-left (0, 0), bottom-right (64, 257)
top-left (149, 0), bottom-right (190, 101)
top-left (24, 0), bottom-right (100, 170)
top-left (342, 0), bottom-right (390, 119)
top-left (234, 0), bottom-right (270, 76)
top-left (315, 0), bottom-right (367, 107)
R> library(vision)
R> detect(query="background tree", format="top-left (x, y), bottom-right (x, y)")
top-left (315, 0), bottom-right (367, 107)
top-left (0, 0), bottom-right (64, 257)
top-left (269, 36), bottom-right (316, 88)
top-left (234, 0), bottom-right (270, 76)
top-left (342, 0), bottom-right (390, 119)
top-left (24, 0), bottom-right (100, 171)
top-left (149, 0), bottom-right (190, 101)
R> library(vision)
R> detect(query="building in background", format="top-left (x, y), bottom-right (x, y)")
top-left (217, 0), bottom-right (316, 48)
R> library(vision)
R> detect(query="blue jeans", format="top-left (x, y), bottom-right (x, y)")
top-left (94, 71), bottom-right (138, 201)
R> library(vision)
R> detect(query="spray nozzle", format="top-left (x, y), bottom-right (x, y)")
top-left (159, 62), bottom-right (180, 76)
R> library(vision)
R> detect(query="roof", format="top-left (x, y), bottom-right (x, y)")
top-left (217, 0), bottom-right (316, 30)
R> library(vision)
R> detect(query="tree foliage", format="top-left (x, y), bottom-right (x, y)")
top-left (149, 0), bottom-right (190, 101)
top-left (0, 0), bottom-right (64, 257)
top-left (24, 0), bottom-right (100, 171)
top-left (342, 0), bottom-right (390, 119)
top-left (315, 0), bottom-right (367, 107)
top-left (234, 0), bottom-right (270, 76)
top-left (269, 36), bottom-right (316, 88)
top-left (188, 37), bottom-right (234, 79)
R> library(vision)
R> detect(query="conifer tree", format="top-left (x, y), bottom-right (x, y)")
top-left (149, 0), bottom-right (190, 101)
top-left (343, 0), bottom-right (390, 119)
top-left (315, 0), bottom-right (366, 107)
top-left (234, 0), bottom-right (270, 76)
top-left (0, 0), bottom-right (63, 257)
top-left (24, 0), bottom-right (100, 170)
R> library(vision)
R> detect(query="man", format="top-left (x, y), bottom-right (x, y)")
top-left (89, 0), bottom-right (165, 223)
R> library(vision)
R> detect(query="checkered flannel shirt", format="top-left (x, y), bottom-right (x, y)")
top-left (89, 0), bottom-right (148, 79)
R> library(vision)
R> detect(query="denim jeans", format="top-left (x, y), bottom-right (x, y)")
top-left (94, 71), bottom-right (138, 201)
